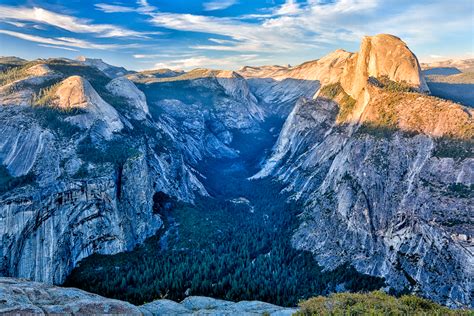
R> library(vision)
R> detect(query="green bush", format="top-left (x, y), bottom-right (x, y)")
top-left (32, 82), bottom-right (61, 107)
top-left (0, 164), bottom-right (36, 194)
top-left (77, 136), bottom-right (140, 166)
top-left (0, 66), bottom-right (27, 86)
top-left (320, 83), bottom-right (343, 99)
top-left (72, 164), bottom-right (89, 179)
top-left (30, 106), bottom-right (82, 137)
top-left (0, 61), bottom-right (42, 86)
top-left (447, 183), bottom-right (473, 198)
top-left (338, 93), bottom-right (356, 122)
top-left (297, 291), bottom-right (469, 315)
top-left (377, 75), bottom-right (416, 93)
top-left (433, 137), bottom-right (474, 161)
top-left (356, 122), bottom-right (398, 138)
top-left (319, 83), bottom-right (356, 122)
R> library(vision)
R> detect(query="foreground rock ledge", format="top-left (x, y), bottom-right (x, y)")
top-left (0, 277), bottom-right (298, 315)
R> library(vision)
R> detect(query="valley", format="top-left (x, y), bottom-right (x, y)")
top-left (0, 34), bottom-right (472, 310)
top-left (64, 120), bottom-right (384, 306)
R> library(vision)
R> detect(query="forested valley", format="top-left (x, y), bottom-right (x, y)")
top-left (64, 119), bottom-right (385, 306)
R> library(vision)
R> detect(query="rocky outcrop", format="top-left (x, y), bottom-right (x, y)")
top-left (0, 100), bottom-right (207, 284)
top-left (141, 296), bottom-right (297, 315)
top-left (254, 43), bottom-right (473, 307)
top-left (239, 34), bottom-right (430, 115)
top-left (256, 90), bottom-right (473, 307)
top-left (0, 278), bottom-right (298, 316)
top-left (0, 277), bottom-right (142, 314)
top-left (0, 277), bottom-right (297, 315)
top-left (238, 52), bottom-right (354, 116)
top-left (0, 63), bottom-right (60, 106)
top-left (76, 56), bottom-right (130, 79)
top-left (340, 34), bottom-right (429, 98)
top-left (215, 70), bottom-right (264, 121)
top-left (0, 122), bottom-right (47, 177)
top-left (0, 155), bottom-right (163, 284)
top-left (106, 76), bottom-right (150, 120)
top-left (54, 76), bottom-right (123, 139)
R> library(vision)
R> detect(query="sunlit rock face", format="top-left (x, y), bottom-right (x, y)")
top-left (238, 49), bottom-right (353, 116)
top-left (253, 34), bottom-right (472, 307)
top-left (340, 34), bottom-right (430, 98)
top-left (0, 34), bottom-right (472, 308)
top-left (76, 56), bottom-right (130, 79)
top-left (106, 76), bottom-right (150, 120)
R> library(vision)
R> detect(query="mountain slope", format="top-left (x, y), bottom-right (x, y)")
top-left (254, 35), bottom-right (473, 307)
top-left (238, 49), bottom-right (352, 116)
top-left (0, 58), bottom-right (280, 284)
top-left (0, 34), bottom-right (472, 308)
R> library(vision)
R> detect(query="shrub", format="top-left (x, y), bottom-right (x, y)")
top-left (338, 93), bottom-right (356, 122)
top-left (72, 164), bottom-right (89, 179)
top-left (30, 106), bottom-right (82, 137)
top-left (0, 60), bottom-right (42, 86)
top-left (297, 291), bottom-right (469, 315)
top-left (433, 137), bottom-right (474, 161)
top-left (355, 122), bottom-right (398, 138)
top-left (32, 82), bottom-right (61, 107)
top-left (320, 83), bottom-right (343, 99)
top-left (319, 83), bottom-right (357, 122)
top-left (0, 66), bottom-right (27, 86)
top-left (0, 164), bottom-right (36, 194)
top-left (77, 136), bottom-right (140, 166)
top-left (377, 75), bottom-right (417, 93)
top-left (447, 183), bottom-right (473, 198)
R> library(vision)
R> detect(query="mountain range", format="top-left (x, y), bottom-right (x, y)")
top-left (0, 34), bottom-right (472, 308)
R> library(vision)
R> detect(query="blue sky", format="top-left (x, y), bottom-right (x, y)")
top-left (0, 0), bottom-right (472, 71)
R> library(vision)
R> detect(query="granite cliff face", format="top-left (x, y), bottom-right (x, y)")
top-left (254, 35), bottom-right (473, 307)
top-left (238, 49), bottom-right (352, 116)
top-left (0, 34), bottom-right (472, 308)
top-left (339, 34), bottom-right (429, 98)
top-left (0, 58), bottom-right (272, 284)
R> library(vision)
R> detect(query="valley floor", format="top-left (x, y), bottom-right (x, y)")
top-left (64, 117), bottom-right (384, 306)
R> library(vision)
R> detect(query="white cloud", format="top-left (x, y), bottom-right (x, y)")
top-left (95, 4), bottom-right (135, 13)
top-left (149, 13), bottom-right (314, 53)
top-left (95, 1), bottom-right (156, 16)
top-left (153, 54), bottom-right (270, 70)
top-left (5, 21), bottom-right (27, 27)
top-left (134, 53), bottom-right (195, 59)
top-left (146, 0), bottom-right (381, 54)
top-left (203, 0), bottom-right (238, 11)
top-left (38, 44), bottom-right (79, 51)
top-left (274, 0), bottom-right (302, 15)
top-left (145, 0), bottom-right (472, 64)
top-left (137, 0), bottom-right (157, 15)
top-left (0, 5), bottom-right (145, 38)
top-left (0, 30), bottom-right (127, 50)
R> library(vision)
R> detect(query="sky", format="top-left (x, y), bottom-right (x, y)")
top-left (0, 0), bottom-right (472, 71)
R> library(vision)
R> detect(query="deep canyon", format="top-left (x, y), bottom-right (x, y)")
top-left (0, 34), bottom-right (472, 309)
